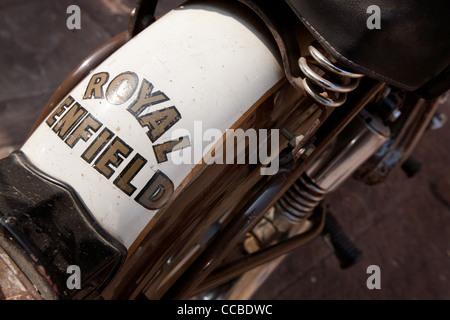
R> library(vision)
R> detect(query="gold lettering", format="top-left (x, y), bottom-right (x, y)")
top-left (153, 136), bottom-right (191, 163)
top-left (52, 103), bottom-right (88, 140)
top-left (65, 114), bottom-right (102, 148)
top-left (127, 78), bottom-right (169, 117)
top-left (135, 170), bottom-right (174, 210)
top-left (113, 153), bottom-right (147, 196)
top-left (106, 72), bottom-right (139, 105)
top-left (83, 72), bottom-right (109, 99)
top-left (46, 96), bottom-right (75, 128)
top-left (138, 106), bottom-right (181, 143)
top-left (81, 128), bottom-right (114, 164)
top-left (94, 137), bottom-right (133, 179)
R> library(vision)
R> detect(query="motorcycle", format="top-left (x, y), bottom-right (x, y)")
top-left (0, 0), bottom-right (448, 300)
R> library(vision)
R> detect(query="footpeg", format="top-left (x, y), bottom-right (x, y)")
top-left (401, 156), bottom-right (422, 178)
top-left (322, 211), bottom-right (362, 269)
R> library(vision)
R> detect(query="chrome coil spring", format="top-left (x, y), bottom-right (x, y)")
top-left (299, 44), bottom-right (364, 107)
top-left (274, 174), bottom-right (326, 224)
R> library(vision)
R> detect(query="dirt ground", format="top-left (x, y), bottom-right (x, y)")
top-left (0, 0), bottom-right (448, 300)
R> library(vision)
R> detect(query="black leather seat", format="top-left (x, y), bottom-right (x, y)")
top-left (286, 0), bottom-right (450, 98)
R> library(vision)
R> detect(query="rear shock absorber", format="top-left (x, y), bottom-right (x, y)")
top-left (299, 44), bottom-right (364, 107)
top-left (274, 174), bottom-right (326, 224)
top-left (276, 109), bottom-right (390, 266)
top-left (245, 109), bottom-right (390, 266)
top-left (278, 109), bottom-right (390, 221)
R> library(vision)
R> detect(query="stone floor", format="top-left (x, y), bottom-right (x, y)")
top-left (0, 0), bottom-right (448, 300)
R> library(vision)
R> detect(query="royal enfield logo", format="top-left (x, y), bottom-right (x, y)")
top-left (45, 71), bottom-right (280, 212)
top-left (46, 71), bottom-right (187, 210)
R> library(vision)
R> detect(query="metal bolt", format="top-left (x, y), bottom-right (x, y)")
top-left (428, 112), bottom-right (447, 131)
top-left (437, 91), bottom-right (448, 105)
top-left (387, 108), bottom-right (402, 122)
top-left (281, 128), bottom-right (304, 148)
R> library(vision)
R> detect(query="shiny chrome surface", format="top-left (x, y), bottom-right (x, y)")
top-left (274, 109), bottom-right (391, 220)
top-left (306, 109), bottom-right (390, 191)
top-left (299, 45), bottom-right (364, 107)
